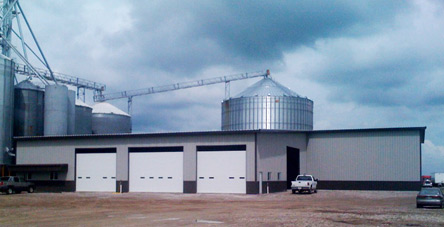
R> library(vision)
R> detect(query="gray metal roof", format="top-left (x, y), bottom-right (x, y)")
top-left (234, 77), bottom-right (301, 98)
top-left (15, 80), bottom-right (42, 91)
top-left (14, 127), bottom-right (426, 143)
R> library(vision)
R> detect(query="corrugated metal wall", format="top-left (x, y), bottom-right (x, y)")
top-left (306, 130), bottom-right (421, 181)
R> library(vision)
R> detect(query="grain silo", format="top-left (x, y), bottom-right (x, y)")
top-left (92, 102), bottom-right (131, 134)
top-left (0, 56), bottom-right (15, 164)
top-left (13, 80), bottom-right (44, 137)
top-left (75, 99), bottom-right (92, 134)
top-left (221, 77), bottom-right (313, 131)
top-left (44, 84), bottom-right (68, 135)
top-left (67, 90), bottom-right (76, 135)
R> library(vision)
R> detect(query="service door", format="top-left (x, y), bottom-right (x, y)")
top-left (129, 152), bottom-right (183, 192)
top-left (76, 153), bottom-right (116, 192)
top-left (197, 150), bottom-right (246, 193)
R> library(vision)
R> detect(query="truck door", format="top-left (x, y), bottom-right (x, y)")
top-left (13, 177), bottom-right (22, 190)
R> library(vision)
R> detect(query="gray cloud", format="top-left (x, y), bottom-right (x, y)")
top-left (284, 0), bottom-right (444, 109)
top-left (79, 0), bottom-right (408, 77)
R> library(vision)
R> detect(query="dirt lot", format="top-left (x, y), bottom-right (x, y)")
top-left (0, 190), bottom-right (443, 226)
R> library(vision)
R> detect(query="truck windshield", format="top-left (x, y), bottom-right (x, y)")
top-left (296, 176), bottom-right (312, 181)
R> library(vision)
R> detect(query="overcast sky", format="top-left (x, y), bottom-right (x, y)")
top-left (15, 0), bottom-right (444, 175)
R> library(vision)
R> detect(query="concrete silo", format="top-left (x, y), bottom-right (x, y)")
top-left (75, 99), bottom-right (92, 134)
top-left (14, 80), bottom-right (44, 137)
top-left (221, 77), bottom-right (313, 131)
top-left (0, 56), bottom-right (15, 164)
top-left (44, 84), bottom-right (68, 135)
top-left (92, 102), bottom-right (131, 134)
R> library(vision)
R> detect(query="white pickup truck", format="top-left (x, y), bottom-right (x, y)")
top-left (291, 175), bottom-right (318, 194)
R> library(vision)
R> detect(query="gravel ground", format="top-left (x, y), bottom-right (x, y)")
top-left (0, 190), bottom-right (443, 226)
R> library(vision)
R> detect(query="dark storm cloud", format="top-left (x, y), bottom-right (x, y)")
top-left (193, 1), bottom-right (404, 60)
top-left (104, 0), bottom-right (408, 75)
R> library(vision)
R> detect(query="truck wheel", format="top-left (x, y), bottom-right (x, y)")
top-left (28, 187), bottom-right (35, 193)
top-left (314, 189), bottom-right (317, 193)
top-left (6, 187), bottom-right (14, 195)
top-left (291, 189), bottom-right (296, 194)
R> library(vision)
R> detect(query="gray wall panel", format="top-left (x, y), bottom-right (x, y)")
top-left (256, 133), bottom-right (307, 182)
top-left (300, 151), bottom-right (307, 174)
top-left (116, 145), bottom-right (128, 181)
top-left (16, 141), bottom-right (75, 180)
top-left (183, 144), bottom-right (197, 181)
top-left (306, 131), bottom-right (421, 181)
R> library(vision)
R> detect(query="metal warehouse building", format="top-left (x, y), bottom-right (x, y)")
top-left (13, 127), bottom-right (425, 194)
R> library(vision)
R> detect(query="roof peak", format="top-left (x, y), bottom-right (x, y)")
top-left (234, 77), bottom-right (301, 98)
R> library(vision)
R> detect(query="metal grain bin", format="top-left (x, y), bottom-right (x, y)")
top-left (14, 80), bottom-right (44, 137)
top-left (44, 85), bottom-right (68, 135)
top-left (75, 99), bottom-right (92, 134)
top-left (92, 102), bottom-right (131, 134)
top-left (0, 56), bottom-right (15, 164)
top-left (67, 90), bottom-right (76, 135)
top-left (221, 77), bottom-right (313, 131)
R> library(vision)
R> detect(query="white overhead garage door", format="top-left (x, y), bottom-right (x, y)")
top-left (76, 153), bottom-right (116, 192)
top-left (197, 149), bottom-right (246, 194)
top-left (129, 149), bottom-right (183, 193)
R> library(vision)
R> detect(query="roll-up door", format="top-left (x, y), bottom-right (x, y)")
top-left (76, 152), bottom-right (116, 192)
top-left (129, 147), bottom-right (183, 192)
top-left (197, 145), bottom-right (246, 194)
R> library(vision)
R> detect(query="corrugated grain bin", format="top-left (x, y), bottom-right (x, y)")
top-left (75, 99), bottom-right (92, 134)
top-left (92, 102), bottom-right (131, 134)
top-left (44, 84), bottom-right (68, 135)
top-left (67, 90), bottom-right (76, 134)
top-left (14, 80), bottom-right (44, 137)
top-left (222, 77), bottom-right (313, 131)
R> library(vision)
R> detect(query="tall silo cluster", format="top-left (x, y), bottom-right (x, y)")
top-left (221, 77), bottom-right (313, 131)
top-left (12, 82), bottom-right (132, 137)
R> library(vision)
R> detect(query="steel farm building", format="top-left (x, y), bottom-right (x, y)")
top-left (10, 77), bottom-right (426, 194)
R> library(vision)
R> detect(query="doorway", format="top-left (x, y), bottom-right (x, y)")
top-left (287, 147), bottom-right (300, 189)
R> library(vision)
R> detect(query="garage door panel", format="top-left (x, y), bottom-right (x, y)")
top-left (130, 152), bottom-right (183, 192)
top-left (76, 153), bottom-right (116, 192)
top-left (197, 150), bottom-right (246, 194)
